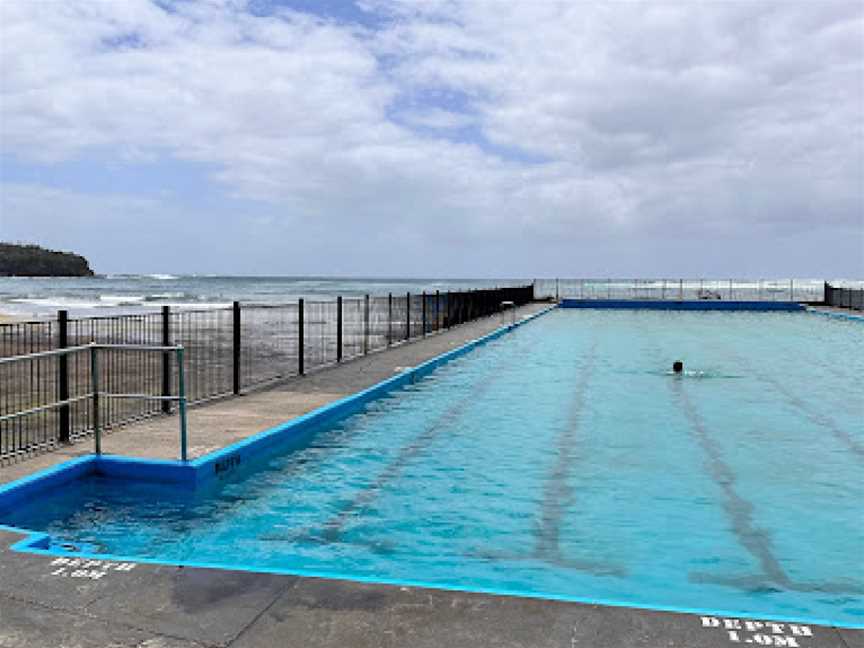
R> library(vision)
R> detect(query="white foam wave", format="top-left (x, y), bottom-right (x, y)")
top-left (99, 294), bottom-right (146, 306)
top-left (144, 292), bottom-right (186, 301)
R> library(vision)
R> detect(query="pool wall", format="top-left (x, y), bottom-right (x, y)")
top-left (560, 299), bottom-right (804, 311)
top-left (806, 307), bottom-right (864, 322)
top-left (0, 306), bottom-right (555, 510)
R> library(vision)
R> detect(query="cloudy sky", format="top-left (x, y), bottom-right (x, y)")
top-left (1, 0), bottom-right (862, 278)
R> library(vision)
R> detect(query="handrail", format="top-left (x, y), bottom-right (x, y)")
top-left (0, 343), bottom-right (188, 461)
top-left (0, 342), bottom-right (183, 365)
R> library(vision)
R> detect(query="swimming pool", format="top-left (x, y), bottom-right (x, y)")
top-left (1, 308), bottom-right (862, 627)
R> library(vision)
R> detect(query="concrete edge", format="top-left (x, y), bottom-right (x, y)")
top-left (805, 307), bottom-right (864, 322)
top-left (559, 299), bottom-right (805, 311)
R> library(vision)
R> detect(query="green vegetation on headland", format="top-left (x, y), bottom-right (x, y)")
top-left (0, 243), bottom-right (94, 277)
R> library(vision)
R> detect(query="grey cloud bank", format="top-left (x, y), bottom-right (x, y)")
top-left (0, 0), bottom-right (862, 277)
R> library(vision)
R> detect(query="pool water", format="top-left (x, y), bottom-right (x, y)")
top-left (2, 309), bottom-right (863, 625)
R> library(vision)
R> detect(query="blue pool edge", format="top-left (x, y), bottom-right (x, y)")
top-left (805, 307), bottom-right (864, 322)
top-left (559, 299), bottom-right (806, 311)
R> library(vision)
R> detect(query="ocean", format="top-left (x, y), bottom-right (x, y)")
top-left (0, 275), bottom-right (526, 319)
top-left (1, 275), bottom-right (856, 320)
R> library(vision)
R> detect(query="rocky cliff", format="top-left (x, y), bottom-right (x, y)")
top-left (0, 243), bottom-right (95, 277)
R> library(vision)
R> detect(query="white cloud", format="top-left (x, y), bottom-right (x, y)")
top-left (0, 0), bottom-right (862, 276)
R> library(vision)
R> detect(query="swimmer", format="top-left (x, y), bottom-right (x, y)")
top-left (672, 360), bottom-right (684, 374)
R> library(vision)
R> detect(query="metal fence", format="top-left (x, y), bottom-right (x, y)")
top-left (532, 279), bottom-right (824, 303)
top-left (0, 285), bottom-right (532, 460)
top-left (824, 283), bottom-right (864, 311)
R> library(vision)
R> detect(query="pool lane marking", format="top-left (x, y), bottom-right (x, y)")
top-left (533, 342), bottom-right (624, 575)
top-left (473, 342), bottom-right (626, 577)
top-left (671, 380), bottom-right (863, 596)
top-left (749, 369), bottom-right (863, 460)
top-left (281, 333), bottom-right (532, 545)
top-left (716, 346), bottom-right (863, 461)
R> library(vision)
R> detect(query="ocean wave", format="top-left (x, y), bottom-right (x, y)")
top-left (147, 274), bottom-right (179, 280)
top-left (99, 294), bottom-right (145, 305)
top-left (144, 292), bottom-right (187, 301)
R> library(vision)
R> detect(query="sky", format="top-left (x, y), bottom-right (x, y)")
top-left (0, 0), bottom-right (862, 278)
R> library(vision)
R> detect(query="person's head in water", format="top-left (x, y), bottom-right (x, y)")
top-left (673, 360), bottom-right (684, 374)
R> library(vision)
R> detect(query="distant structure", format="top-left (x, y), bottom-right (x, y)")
top-left (0, 243), bottom-right (94, 277)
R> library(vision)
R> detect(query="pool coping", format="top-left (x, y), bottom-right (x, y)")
top-left (1, 302), bottom-right (862, 634)
top-left (560, 299), bottom-right (806, 311)
top-left (806, 306), bottom-right (864, 322)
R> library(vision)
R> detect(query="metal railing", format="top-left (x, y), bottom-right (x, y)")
top-left (0, 343), bottom-right (188, 461)
top-left (824, 283), bottom-right (864, 311)
top-left (532, 279), bottom-right (824, 303)
top-left (0, 286), bottom-right (532, 460)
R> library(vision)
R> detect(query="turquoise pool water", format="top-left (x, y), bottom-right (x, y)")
top-left (2, 309), bottom-right (863, 625)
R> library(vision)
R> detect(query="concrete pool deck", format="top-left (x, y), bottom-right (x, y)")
top-left (0, 302), bottom-right (861, 647)
top-left (0, 527), bottom-right (860, 648)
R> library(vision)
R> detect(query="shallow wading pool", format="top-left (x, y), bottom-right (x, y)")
top-left (1, 308), bottom-right (862, 627)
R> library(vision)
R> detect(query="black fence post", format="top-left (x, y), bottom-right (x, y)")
top-left (57, 310), bottom-right (70, 444)
top-left (336, 296), bottom-right (343, 362)
top-left (298, 298), bottom-right (305, 376)
top-left (232, 301), bottom-right (241, 395)
top-left (435, 290), bottom-right (440, 331)
top-left (387, 293), bottom-right (392, 346)
top-left (421, 291), bottom-right (427, 336)
top-left (161, 305), bottom-right (172, 414)
top-left (406, 292), bottom-right (411, 340)
top-left (364, 294), bottom-right (370, 354)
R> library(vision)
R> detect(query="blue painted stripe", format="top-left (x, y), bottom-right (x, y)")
top-left (559, 299), bottom-right (804, 311)
top-left (806, 307), bottom-right (864, 322)
top-left (94, 455), bottom-right (196, 485)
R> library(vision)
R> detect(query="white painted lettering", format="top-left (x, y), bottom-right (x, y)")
top-left (727, 630), bottom-right (741, 642)
top-left (772, 638), bottom-right (800, 648)
top-left (788, 625), bottom-right (812, 637)
top-left (701, 616), bottom-right (721, 628)
top-left (723, 618), bottom-right (743, 630)
top-left (767, 622), bottom-right (786, 635)
top-left (744, 621), bottom-right (765, 632)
